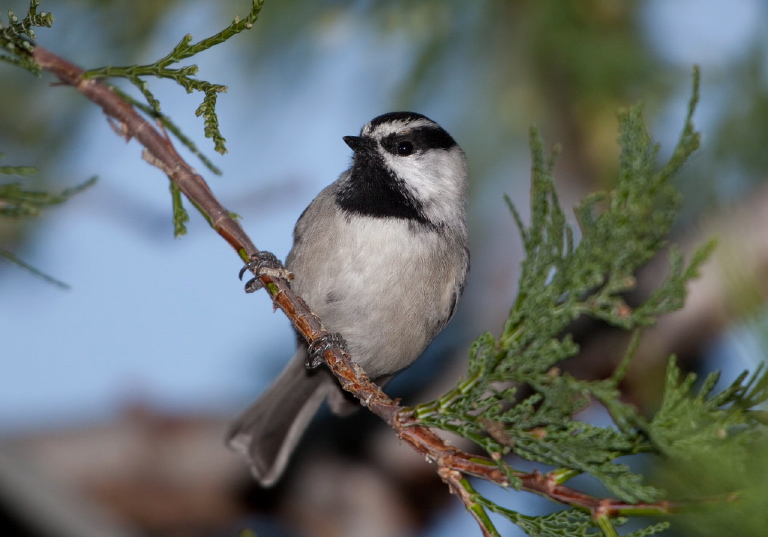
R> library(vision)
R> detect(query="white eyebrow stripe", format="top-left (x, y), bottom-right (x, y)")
top-left (363, 118), bottom-right (436, 138)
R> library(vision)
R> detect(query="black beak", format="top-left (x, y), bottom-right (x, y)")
top-left (343, 135), bottom-right (373, 153)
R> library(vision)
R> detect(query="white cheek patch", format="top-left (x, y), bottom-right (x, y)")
top-left (381, 147), bottom-right (468, 225)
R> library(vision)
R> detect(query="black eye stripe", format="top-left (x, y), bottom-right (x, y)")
top-left (380, 126), bottom-right (457, 156)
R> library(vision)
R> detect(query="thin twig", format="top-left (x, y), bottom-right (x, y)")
top-left (439, 468), bottom-right (499, 537)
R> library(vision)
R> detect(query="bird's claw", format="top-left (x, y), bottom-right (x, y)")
top-left (306, 332), bottom-right (348, 369)
top-left (239, 251), bottom-right (292, 293)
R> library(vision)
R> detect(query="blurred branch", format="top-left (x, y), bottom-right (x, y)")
top-left (0, 172), bottom-right (96, 218)
top-left (0, 158), bottom-right (96, 286)
top-left (0, 249), bottom-right (68, 289)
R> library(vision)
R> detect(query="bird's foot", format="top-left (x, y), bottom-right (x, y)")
top-left (306, 332), bottom-right (348, 369)
top-left (238, 251), bottom-right (292, 293)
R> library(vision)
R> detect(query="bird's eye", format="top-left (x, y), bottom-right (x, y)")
top-left (397, 140), bottom-right (414, 156)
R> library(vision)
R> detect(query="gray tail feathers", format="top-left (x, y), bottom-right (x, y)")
top-left (226, 352), bottom-right (335, 487)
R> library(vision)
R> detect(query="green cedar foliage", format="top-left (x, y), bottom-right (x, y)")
top-left (82, 0), bottom-right (264, 234)
top-left (413, 70), bottom-right (768, 535)
top-left (1, 1), bottom-right (262, 237)
top-left (0, 157), bottom-right (95, 286)
top-left (82, 0), bottom-right (265, 160)
top-left (0, 0), bottom-right (53, 75)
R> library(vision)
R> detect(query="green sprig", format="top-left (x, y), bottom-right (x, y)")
top-left (0, 169), bottom-right (96, 218)
top-left (0, 157), bottom-right (96, 287)
top-left (169, 180), bottom-right (190, 237)
top-left (0, 0), bottom-right (54, 74)
top-left (110, 86), bottom-right (222, 176)
top-left (83, 0), bottom-right (265, 156)
top-left (413, 68), bottom-right (768, 533)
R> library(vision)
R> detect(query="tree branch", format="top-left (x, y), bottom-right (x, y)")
top-left (31, 45), bottom-right (684, 531)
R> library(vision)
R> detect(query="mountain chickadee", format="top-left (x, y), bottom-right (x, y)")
top-left (227, 112), bottom-right (470, 486)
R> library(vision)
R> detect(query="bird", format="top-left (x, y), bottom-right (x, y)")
top-left (227, 111), bottom-right (470, 486)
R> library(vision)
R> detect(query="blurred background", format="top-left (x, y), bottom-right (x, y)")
top-left (1, 0), bottom-right (768, 536)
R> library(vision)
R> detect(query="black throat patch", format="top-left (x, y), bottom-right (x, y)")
top-left (335, 152), bottom-right (429, 224)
